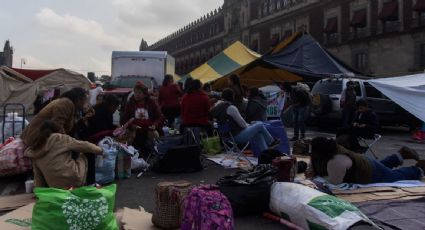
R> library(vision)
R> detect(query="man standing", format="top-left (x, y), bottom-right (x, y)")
top-left (340, 81), bottom-right (357, 128)
top-left (290, 83), bottom-right (311, 141)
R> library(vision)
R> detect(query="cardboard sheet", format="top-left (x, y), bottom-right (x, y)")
top-left (0, 203), bottom-right (33, 230)
top-left (121, 207), bottom-right (160, 230)
top-left (0, 194), bottom-right (35, 212)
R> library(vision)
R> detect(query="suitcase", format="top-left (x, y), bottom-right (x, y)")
top-left (272, 156), bottom-right (297, 182)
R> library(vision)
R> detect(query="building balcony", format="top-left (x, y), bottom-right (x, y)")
top-left (324, 33), bottom-right (340, 46)
top-left (409, 15), bottom-right (425, 29)
top-left (378, 21), bottom-right (402, 34)
top-left (347, 28), bottom-right (371, 41)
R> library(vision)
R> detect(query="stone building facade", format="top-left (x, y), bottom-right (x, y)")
top-left (0, 40), bottom-right (13, 67)
top-left (147, 0), bottom-right (425, 76)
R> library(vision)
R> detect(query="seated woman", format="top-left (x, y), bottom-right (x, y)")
top-left (180, 79), bottom-right (213, 135)
top-left (211, 88), bottom-right (279, 153)
top-left (25, 120), bottom-right (103, 188)
top-left (308, 137), bottom-right (424, 185)
top-left (245, 87), bottom-right (267, 123)
top-left (81, 94), bottom-right (120, 142)
top-left (337, 99), bottom-right (380, 151)
top-left (122, 81), bottom-right (165, 152)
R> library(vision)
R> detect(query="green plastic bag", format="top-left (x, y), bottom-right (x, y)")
top-left (32, 184), bottom-right (118, 230)
top-left (201, 133), bottom-right (222, 155)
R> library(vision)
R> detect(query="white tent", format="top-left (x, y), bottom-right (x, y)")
top-left (0, 67), bottom-right (91, 114)
top-left (368, 73), bottom-right (425, 122)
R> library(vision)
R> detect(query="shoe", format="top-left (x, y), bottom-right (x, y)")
top-left (399, 146), bottom-right (420, 161)
top-left (289, 137), bottom-right (299, 141)
top-left (416, 160), bottom-right (425, 172)
top-left (269, 138), bottom-right (281, 149)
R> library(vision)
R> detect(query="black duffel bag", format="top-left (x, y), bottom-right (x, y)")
top-left (152, 131), bottom-right (203, 173)
top-left (216, 165), bottom-right (277, 217)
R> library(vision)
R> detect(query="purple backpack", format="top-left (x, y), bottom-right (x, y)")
top-left (181, 185), bottom-right (234, 230)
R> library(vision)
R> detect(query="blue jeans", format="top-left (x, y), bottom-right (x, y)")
top-left (293, 106), bottom-right (308, 137)
top-left (369, 154), bottom-right (422, 183)
top-left (234, 122), bottom-right (274, 153)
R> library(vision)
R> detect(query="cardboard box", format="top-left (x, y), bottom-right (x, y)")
top-left (0, 203), bottom-right (33, 230)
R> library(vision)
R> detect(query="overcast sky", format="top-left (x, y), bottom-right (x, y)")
top-left (0, 0), bottom-right (223, 76)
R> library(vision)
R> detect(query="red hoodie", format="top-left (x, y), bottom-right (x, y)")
top-left (181, 90), bottom-right (211, 126)
top-left (158, 84), bottom-right (182, 109)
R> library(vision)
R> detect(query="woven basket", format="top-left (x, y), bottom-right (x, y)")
top-left (152, 180), bottom-right (192, 229)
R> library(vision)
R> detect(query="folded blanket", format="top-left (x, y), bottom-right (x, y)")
top-left (314, 177), bottom-right (425, 191)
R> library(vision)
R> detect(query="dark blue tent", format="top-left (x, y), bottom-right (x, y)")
top-left (263, 33), bottom-right (362, 78)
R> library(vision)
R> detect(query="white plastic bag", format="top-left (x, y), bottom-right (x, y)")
top-left (269, 182), bottom-right (377, 230)
top-left (95, 137), bottom-right (118, 184)
top-left (131, 151), bottom-right (149, 171)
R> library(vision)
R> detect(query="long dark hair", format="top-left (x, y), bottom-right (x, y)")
top-left (162, 74), bottom-right (174, 87)
top-left (229, 74), bottom-right (242, 89)
top-left (187, 79), bottom-right (202, 94)
top-left (310, 137), bottom-right (338, 176)
top-left (221, 88), bottom-right (235, 103)
top-left (30, 120), bottom-right (62, 151)
top-left (60, 87), bottom-right (88, 105)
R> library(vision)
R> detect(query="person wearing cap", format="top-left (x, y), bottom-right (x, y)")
top-left (122, 81), bottom-right (165, 152)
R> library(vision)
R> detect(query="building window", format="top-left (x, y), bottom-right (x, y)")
top-left (379, 1), bottom-right (399, 22)
top-left (354, 52), bottom-right (368, 72)
top-left (324, 17), bottom-right (338, 34)
top-left (282, 30), bottom-right (292, 39)
top-left (269, 0), bottom-right (275, 12)
top-left (324, 17), bottom-right (339, 44)
top-left (271, 33), bottom-right (280, 47)
top-left (414, 0), bottom-right (425, 26)
top-left (351, 8), bottom-right (367, 28)
top-left (251, 39), bottom-right (259, 52)
top-left (263, 2), bottom-right (268, 16)
top-left (277, 0), bottom-right (281, 9)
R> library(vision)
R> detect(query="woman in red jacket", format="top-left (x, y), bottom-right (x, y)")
top-left (123, 82), bottom-right (165, 152)
top-left (158, 74), bottom-right (183, 128)
top-left (180, 79), bottom-right (212, 135)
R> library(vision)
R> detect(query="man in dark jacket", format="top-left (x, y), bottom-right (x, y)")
top-left (245, 88), bottom-right (267, 123)
top-left (290, 84), bottom-right (311, 141)
top-left (337, 99), bottom-right (380, 152)
top-left (340, 81), bottom-right (357, 128)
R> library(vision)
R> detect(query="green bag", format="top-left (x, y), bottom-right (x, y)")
top-left (32, 184), bottom-right (118, 230)
top-left (201, 132), bottom-right (222, 155)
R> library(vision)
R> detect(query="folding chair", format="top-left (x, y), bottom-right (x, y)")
top-left (358, 134), bottom-right (382, 159)
top-left (216, 122), bottom-right (252, 167)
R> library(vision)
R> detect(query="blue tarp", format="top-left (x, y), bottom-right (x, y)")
top-left (263, 34), bottom-right (360, 78)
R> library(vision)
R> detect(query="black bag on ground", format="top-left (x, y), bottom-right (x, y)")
top-left (216, 165), bottom-right (277, 217)
top-left (152, 131), bottom-right (203, 173)
top-left (258, 149), bottom-right (285, 164)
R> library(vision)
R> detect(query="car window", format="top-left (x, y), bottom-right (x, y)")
top-left (311, 80), bottom-right (343, 94)
top-left (364, 82), bottom-right (388, 99)
top-left (111, 78), bottom-right (152, 89)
